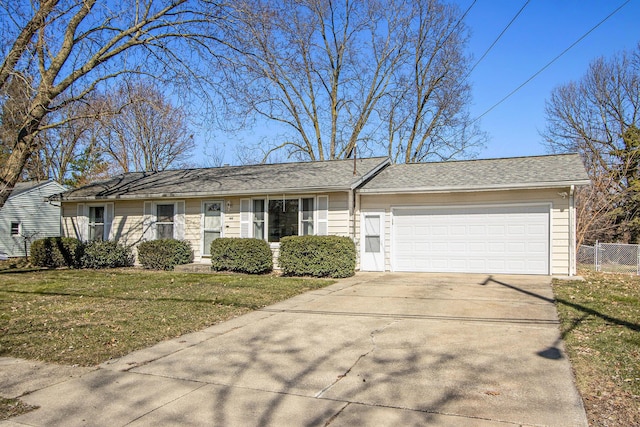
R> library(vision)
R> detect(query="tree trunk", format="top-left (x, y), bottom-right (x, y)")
top-left (0, 132), bottom-right (38, 207)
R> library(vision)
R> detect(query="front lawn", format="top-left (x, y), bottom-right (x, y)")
top-left (553, 271), bottom-right (640, 426)
top-left (0, 268), bottom-right (332, 366)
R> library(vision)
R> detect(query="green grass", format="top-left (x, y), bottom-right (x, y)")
top-left (0, 268), bottom-right (333, 367)
top-left (553, 271), bottom-right (640, 426)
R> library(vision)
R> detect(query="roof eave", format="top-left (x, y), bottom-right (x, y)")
top-left (350, 157), bottom-right (392, 190)
top-left (58, 185), bottom-right (356, 202)
top-left (357, 179), bottom-right (592, 194)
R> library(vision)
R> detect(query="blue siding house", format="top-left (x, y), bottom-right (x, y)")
top-left (0, 181), bottom-right (66, 258)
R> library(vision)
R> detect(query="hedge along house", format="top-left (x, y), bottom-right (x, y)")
top-left (53, 153), bottom-right (589, 276)
top-left (54, 157), bottom-right (389, 263)
top-left (0, 180), bottom-right (67, 257)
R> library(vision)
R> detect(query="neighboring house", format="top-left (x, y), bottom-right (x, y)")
top-left (53, 154), bottom-right (590, 276)
top-left (0, 180), bottom-right (67, 257)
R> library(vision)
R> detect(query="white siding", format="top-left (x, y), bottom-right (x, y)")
top-left (359, 188), bottom-right (573, 275)
top-left (0, 181), bottom-right (66, 257)
top-left (61, 191), bottom-right (352, 264)
top-left (327, 192), bottom-right (350, 236)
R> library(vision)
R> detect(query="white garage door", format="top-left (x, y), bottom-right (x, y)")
top-left (393, 205), bottom-right (550, 274)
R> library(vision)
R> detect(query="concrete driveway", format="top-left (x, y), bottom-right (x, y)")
top-left (2, 273), bottom-right (587, 426)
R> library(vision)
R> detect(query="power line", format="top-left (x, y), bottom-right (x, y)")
top-left (474, 0), bottom-right (631, 123)
top-left (441, 0), bottom-right (477, 48)
top-left (465, 0), bottom-right (530, 80)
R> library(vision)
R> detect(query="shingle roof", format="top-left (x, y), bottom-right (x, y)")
top-left (9, 181), bottom-right (63, 198)
top-left (359, 153), bottom-right (590, 193)
top-left (58, 157), bottom-right (390, 201)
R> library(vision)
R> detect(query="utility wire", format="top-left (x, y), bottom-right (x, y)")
top-left (473, 0), bottom-right (631, 123)
top-left (441, 0), bottom-right (477, 48)
top-left (464, 0), bottom-right (530, 80)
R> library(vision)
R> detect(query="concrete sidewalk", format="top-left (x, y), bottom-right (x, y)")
top-left (1, 273), bottom-right (588, 426)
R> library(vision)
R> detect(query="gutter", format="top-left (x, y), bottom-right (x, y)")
top-left (357, 179), bottom-right (592, 195)
top-left (569, 184), bottom-right (576, 276)
top-left (56, 185), bottom-right (361, 202)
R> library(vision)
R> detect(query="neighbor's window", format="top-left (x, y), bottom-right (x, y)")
top-left (88, 206), bottom-right (105, 241)
top-left (10, 222), bottom-right (20, 236)
top-left (156, 204), bottom-right (175, 239)
top-left (253, 199), bottom-right (265, 240)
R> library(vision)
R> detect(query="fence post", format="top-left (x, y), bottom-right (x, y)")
top-left (595, 240), bottom-right (599, 272)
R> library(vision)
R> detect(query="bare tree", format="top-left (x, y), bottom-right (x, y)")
top-left (21, 96), bottom-right (108, 186)
top-left (97, 80), bottom-right (195, 172)
top-left (220, 0), bottom-right (483, 162)
top-left (0, 0), bottom-right (226, 207)
top-left (543, 44), bottom-right (640, 244)
top-left (383, 0), bottom-right (483, 163)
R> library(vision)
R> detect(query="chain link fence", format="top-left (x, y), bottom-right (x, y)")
top-left (578, 242), bottom-right (640, 274)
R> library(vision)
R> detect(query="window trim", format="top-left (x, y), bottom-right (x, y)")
top-left (143, 200), bottom-right (185, 241)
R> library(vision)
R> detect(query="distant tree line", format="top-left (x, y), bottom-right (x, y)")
top-left (544, 44), bottom-right (640, 245)
top-left (0, 0), bottom-right (483, 207)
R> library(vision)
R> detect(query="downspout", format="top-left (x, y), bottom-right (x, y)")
top-left (349, 189), bottom-right (356, 239)
top-left (569, 185), bottom-right (576, 276)
top-left (352, 188), bottom-right (360, 271)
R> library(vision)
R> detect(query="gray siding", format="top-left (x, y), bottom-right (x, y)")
top-left (0, 182), bottom-right (66, 257)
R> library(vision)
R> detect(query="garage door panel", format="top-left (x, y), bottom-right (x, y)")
top-left (468, 225), bottom-right (486, 236)
top-left (393, 205), bottom-right (549, 274)
top-left (468, 242), bottom-right (486, 252)
top-left (488, 242), bottom-right (506, 253)
top-left (468, 259), bottom-right (488, 270)
top-left (507, 242), bottom-right (526, 253)
top-left (488, 225), bottom-right (506, 236)
top-left (449, 242), bottom-right (466, 252)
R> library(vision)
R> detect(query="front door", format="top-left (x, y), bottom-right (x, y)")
top-left (361, 211), bottom-right (385, 271)
top-left (203, 201), bottom-right (223, 256)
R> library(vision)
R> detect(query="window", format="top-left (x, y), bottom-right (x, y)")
top-left (301, 198), bottom-right (314, 235)
top-left (89, 206), bottom-right (105, 241)
top-left (143, 201), bottom-right (184, 241)
top-left (248, 197), bottom-right (317, 242)
top-left (364, 215), bottom-right (381, 253)
top-left (268, 199), bottom-right (298, 242)
top-left (253, 199), bottom-right (265, 240)
top-left (10, 222), bottom-right (20, 236)
top-left (203, 201), bottom-right (222, 256)
top-left (156, 204), bottom-right (175, 239)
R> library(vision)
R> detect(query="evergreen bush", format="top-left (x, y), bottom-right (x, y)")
top-left (279, 235), bottom-right (355, 278)
top-left (210, 238), bottom-right (273, 274)
top-left (81, 240), bottom-right (134, 269)
top-left (30, 237), bottom-right (84, 268)
top-left (137, 239), bottom-right (194, 270)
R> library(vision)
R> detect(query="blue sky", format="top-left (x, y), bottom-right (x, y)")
top-left (196, 1), bottom-right (640, 165)
top-left (456, 0), bottom-right (639, 159)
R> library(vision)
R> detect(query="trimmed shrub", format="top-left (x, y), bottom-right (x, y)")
top-left (30, 237), bottom-right (84, 268)
top-left (137, 239), bottom-right (194, 270)
top-left (279, 235), bottom-right (356, 278)
top-left (81, 240), bottom-right (135, 269)
top-left (210, 238), bottom-right (273, 274)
